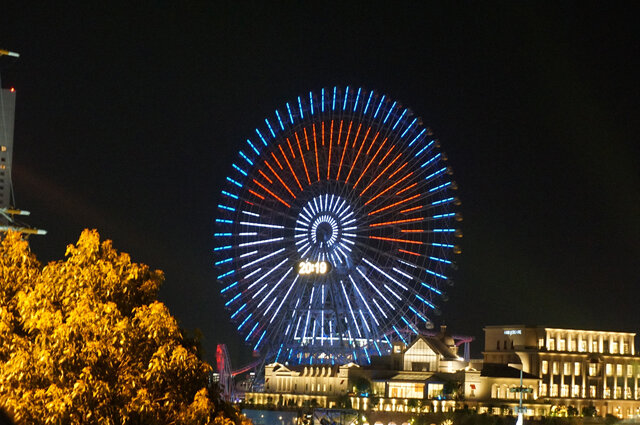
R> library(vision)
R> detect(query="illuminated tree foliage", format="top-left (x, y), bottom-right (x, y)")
top-left (0, 230), bottom-right (249, 425)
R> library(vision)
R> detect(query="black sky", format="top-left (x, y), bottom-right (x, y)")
top-left (2, 2), bottom-right (639, 365)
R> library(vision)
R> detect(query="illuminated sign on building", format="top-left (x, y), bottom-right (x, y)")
top-left (504, 330), bottom-right (522, 335)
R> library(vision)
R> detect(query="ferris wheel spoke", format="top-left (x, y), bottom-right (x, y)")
top-left (348, 274), bottom-right (380, 328)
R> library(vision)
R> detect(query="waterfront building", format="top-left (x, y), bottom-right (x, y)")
top-left (244, 325), bottom-right (640, 420)
top-left (484, 325), bottom-right (640, 418)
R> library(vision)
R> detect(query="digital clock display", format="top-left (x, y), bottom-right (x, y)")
top-left (297, 260), bottom-right (332, 275)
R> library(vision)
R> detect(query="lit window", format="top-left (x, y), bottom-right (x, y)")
top-left (616, 364), bottom-right (623, 376)
top-left (604, 388), bottom-right (611, 399)
top-left (0, 146), bottom-right (6, 152)
top-left (589, 363), bottom-right (597, 376)
top-left (552, 362), bottom-right (559, 375)
top-left (548, 339), bottom-right (556, 351)
top-left (611, 341), bottom-right (619, 354)
top-left (538, 338), bottom-right (545, 349)
top-left (626, 387), bottom-right (632, 399)
top-left (427, 383), bottom-right (443, 399)
top-left (592, 341), bottom-right (599, 352)
top-left (623, 343), bottom-right (630, 354)
top-left (606, 364), bottom-right (613, 376)
top-left (628, 365), bottom-right (633, 378)
top-left (558, 339), bottom-right (566, 351)
top-left (590, 385), bottom-right (597, 398)
top-left (563, 362), bottom-right (571, 375)
top-left (574, 362), bottom-right (581, 376)
top-left (551, 384), bottom-right (559, 397)
top-left (615, 387), bottom-right (622, 399)
top-left (579, 340), bottom-right (587, 352)
top-left (561, 385), bottom-right (569, 397)
top-left (572, 385), bottom-right (580, 397)
top-left (569, 339), bottom-right (576, 352)
top-left (540, 383), bottom-right (548, 396)
top-left (541, 360), bottom-right (548, 374)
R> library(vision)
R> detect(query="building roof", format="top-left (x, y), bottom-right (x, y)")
top-left (404, 335), bottom-right (459, 360)
top-left (387, 372), bottom-right (433, 382)
top-left (484, 325), bottom-right (636, 337)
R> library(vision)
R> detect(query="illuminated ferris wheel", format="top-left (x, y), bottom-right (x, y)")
top-left (214, 87), bottom-right (461, 365)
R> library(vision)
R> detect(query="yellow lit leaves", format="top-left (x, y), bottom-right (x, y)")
top-left (0, 230), bottom-right (243, 425)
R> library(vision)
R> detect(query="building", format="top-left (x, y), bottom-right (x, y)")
top-left (247, 327), bottom-right (534, 414)
top-left (0, 82), bottom-right (15, 213)
top-left (484, 325), bottom-right (640, 418)
top-left (244, 325), bottom-right (640, 420)
top-left (246, 362), bottom-right (361, 408)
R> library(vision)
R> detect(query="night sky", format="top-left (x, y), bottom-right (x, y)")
top-left (2, 3), bottom-right (638, 365)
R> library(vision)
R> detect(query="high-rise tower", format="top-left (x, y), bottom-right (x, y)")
top-left (0, 49), bottom-right (46, 235)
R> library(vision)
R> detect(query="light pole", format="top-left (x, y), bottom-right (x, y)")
top-left (508, 363), bottom-right (532, 425)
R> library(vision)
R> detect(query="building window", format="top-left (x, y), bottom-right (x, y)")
top-left (497, 340), bottom-right (500, 350)
top-left (548, 338), bottom-right (556, 351)
top-left (539, 338), bottom-right (545, 349)
top-left (389, 382), bottom-right (425, 399)
top-left (579, 340), bottom-right (587, 352)
top-left (572, 385), bottom-right (580, 397)
top-left (589, 363), bottom-right (597, 376)
top-left (592, 341), bottom-right (599, 353)
top-left (626, 387), bottom-right (632, 399)
top-left (540, 383), bottom-right (548, 396)
top-left (615, 387), bottom-right (622, 399)
top-left (606, 364), bottom-right (613, 376)
top-left (551, 384), bottom-right (559, 397)
top-left (627, 365), bottom-right (633, 378)
top-left (504, 340), bottom-right (508, 350)
top-left (616, 364), bottom-right (623, 376)
top-left (604, 387), bottom-right (611, 399)
top-left (563, 363), bottom-right (571, 375)
top-left (558, 339), bottom-right (566, 351)
top-left (574, 362), bottom-right (581, 376)
top-left (611, 341), bottom-right (619, 354)
top-left (427, 383), bottom-right (443, 399)
top-left (541, 360), bottom-right (548, 374)
top-left (590, 385), bottom-right (597, 398)
top-left (552, 362), bottom-right (559, 375)
top-left (623, 343), bottom-right (630, 354)
top-left (561, 385), bottom-right (569, 397)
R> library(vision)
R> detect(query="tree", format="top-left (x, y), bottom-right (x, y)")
top-left (582, 405), bottom-right (597, 417)
top-left (351, 377), bottom-right (371, 396)
top-left (0, 230), bottom-right (250, 425)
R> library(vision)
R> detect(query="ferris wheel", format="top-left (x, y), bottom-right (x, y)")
top-left (214, 87), bottom-right (461, 365)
